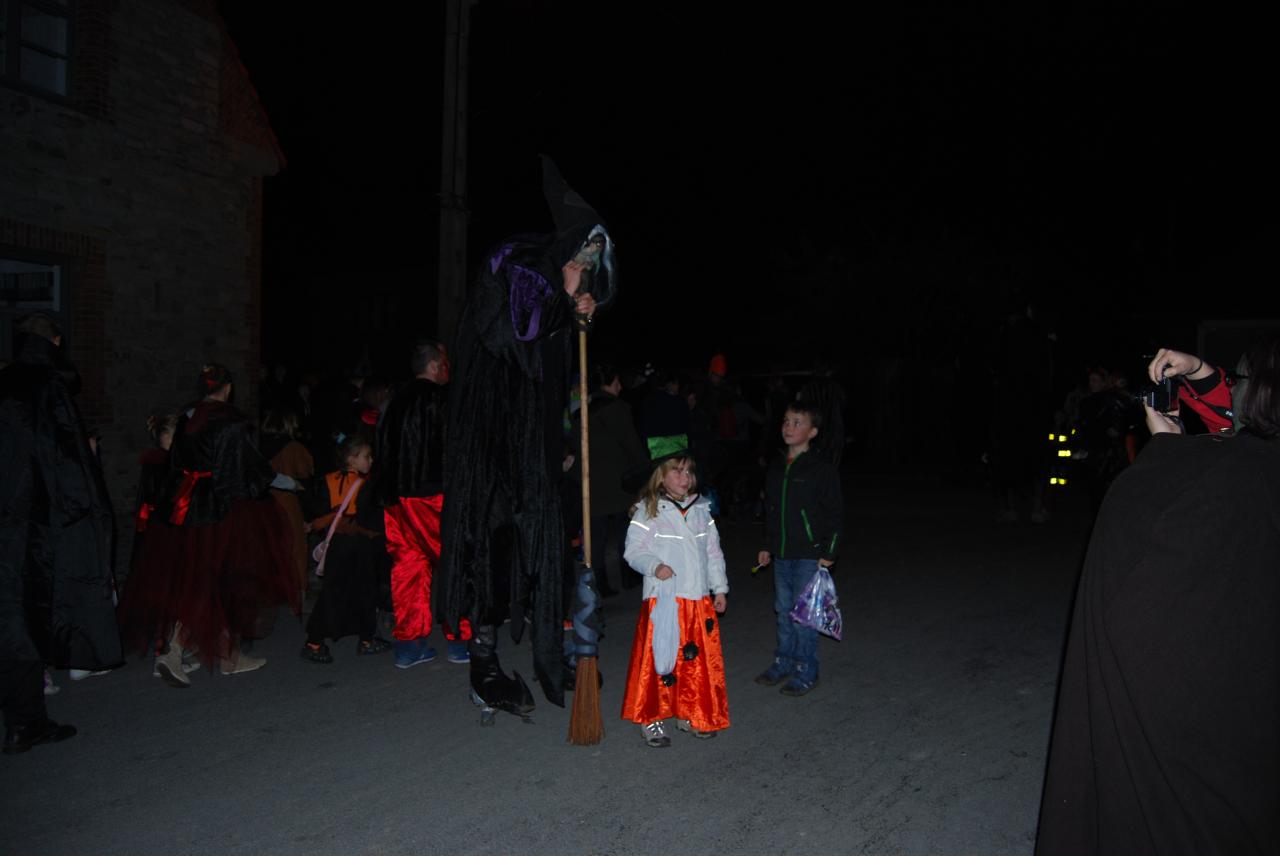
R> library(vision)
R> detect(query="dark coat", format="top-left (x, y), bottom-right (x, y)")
top-left (1036, 431), bottom-right (1280, 855)
top-left (571, 392), bottom-right (649, 517)
top-left (157, 400), bottom-right (276, 526)
top-left (763, 449), bottom-right (844, 562)
top-left (0, 335), bottom-right (122, 669)
top-left (375, 378), bottom-right (447, 504)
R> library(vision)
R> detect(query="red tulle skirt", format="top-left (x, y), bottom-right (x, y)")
top-left (620, 596), bottom-right (730, 732)
top-left (118, 496), bottom-right (300, 668)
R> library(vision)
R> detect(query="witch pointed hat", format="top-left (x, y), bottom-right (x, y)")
top-left (541, 154), bottom-right (607, 239)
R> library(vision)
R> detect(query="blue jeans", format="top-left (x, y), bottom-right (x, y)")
top-left (773, 558), bottom-right (820, 678)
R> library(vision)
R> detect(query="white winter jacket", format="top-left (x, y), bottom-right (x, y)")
top-left (624, 494), bottom-right (729, 601)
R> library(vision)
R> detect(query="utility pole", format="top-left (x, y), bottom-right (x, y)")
top-left (438, 0), bottom-right (476, 347)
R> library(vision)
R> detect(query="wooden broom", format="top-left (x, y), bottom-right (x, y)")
top-left (568, 325), bottom-right (604, 745)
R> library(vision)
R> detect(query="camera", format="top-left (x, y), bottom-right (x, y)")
top-left (1133, 377), bottom-right (1177, 412)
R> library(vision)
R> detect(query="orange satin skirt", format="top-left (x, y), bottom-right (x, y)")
top-left (620, 596), bottom-right (730, 732)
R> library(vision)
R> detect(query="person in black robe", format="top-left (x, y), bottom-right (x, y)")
top-left (1, 314), bottom-right (122, 753)
top-left (436, 157), bottom-right (615, 712)
top-left (1035, 338), bottom-right (1280, 855)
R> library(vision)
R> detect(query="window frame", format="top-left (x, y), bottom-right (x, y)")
top-left (0, 0), bottom-right (74, 101)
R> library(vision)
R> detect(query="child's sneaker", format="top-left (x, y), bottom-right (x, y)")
top-left (780, 662), bottom-right (818, 696)
top-left (446, 640), bottom-right (470, 664)
top-left (642, 720), bottom-right (671, 748)
top-left (43, 668), bottom-right (59, 696)
top-left (675, 719), bottom-right (717, 740)
top-left (299, 642), bottom-right (334, 663)
top-left (356, 637), bottom-right (392, 656)
top-left (394, 639), bottom-right (437, 669)
top-left (754, 656), bottom-right (791, 686)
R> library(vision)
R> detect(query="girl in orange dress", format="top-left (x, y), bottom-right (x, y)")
top-left (620, 448), bottom-right (729, 747)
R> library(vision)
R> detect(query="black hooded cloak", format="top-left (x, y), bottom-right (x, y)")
top-left (0, 335), bottom-right (122, 670)
top-left (436, 158), bottom-right (615, 706)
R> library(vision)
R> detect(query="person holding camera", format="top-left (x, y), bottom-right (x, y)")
top-left (1036, 336), bottom-right (1280, 854)
top-left (1142, 346), bottom-right (1235, 435)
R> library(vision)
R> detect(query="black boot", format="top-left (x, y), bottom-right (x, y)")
top-left (469, 624), bottom-right (534, 716)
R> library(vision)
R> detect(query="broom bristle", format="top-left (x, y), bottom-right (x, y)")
top-left (567, 657), bottom-right (604, 745)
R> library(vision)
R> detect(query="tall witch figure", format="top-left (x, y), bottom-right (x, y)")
top-left (437, 157), bottom-right (617, 714)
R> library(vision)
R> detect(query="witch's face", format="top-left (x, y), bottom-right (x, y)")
top-left (574, 234), bottom-right (605, 269)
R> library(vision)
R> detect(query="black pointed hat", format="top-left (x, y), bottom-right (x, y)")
top-left (541, 154), bottom-right (607, 240)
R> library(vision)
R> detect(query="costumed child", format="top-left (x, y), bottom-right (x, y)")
top-left (260, 409), bottom-right (315, 598)
top-left (620, 440), bottom-right (729, 748)
top-left (117, 363), bottom-right (301, 686)
top-left (131, 413), bottom-right (199, 681)
top-left (299, 435), bottom-right (392, 662)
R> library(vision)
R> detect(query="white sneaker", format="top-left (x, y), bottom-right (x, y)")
top-left (642, 720), bottom-right (671, 748)
top-left (675, 719), bottom-right (717, 739)
top-left (68, 669), bottom-right (110, 681)
top-left (43, 669), bottom-right (60, 696)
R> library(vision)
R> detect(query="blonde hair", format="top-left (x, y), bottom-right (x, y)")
top-left (146, 413), bottom-right (178, 443)
top-left (632, 456), bottom-right (697, 519)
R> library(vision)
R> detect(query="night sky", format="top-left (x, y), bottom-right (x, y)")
top-left (221, 1), bottom-right (1278, 386)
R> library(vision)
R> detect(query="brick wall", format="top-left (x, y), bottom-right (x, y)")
top-left (0, 0), bottom-right (280, 572)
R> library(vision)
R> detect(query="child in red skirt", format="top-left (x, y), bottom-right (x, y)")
top-left (621, 446), bottom-right (729, 747)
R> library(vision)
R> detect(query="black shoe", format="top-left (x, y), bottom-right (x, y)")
top-left (299, 643), bottom-right (334, 664)
top-left (4, 717), bottom-right (77, 754)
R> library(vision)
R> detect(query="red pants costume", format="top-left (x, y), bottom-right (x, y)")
top-left (384, 496), bottom-right (470, 642)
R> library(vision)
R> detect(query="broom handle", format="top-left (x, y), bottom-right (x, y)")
top-left (579, 328), bottom-right (592, 568)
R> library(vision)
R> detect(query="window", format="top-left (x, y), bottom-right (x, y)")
top-left (1, 0), bottom-right (71, 97)
top-left (1, 255), bottom-right (64, 360)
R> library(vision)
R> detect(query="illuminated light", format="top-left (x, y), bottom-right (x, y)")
top-left (1048, 433), bottom-right (1055, 441)
top-left (1057, 449), bottom-right (1071, 458)
top-left (1049, 477), bottom-right (1059, 485)
top-left (1058, 435), bottom-right (1068, 442)
top-left (1071, 428), bottom-right (1077, 435)
top-left (1060, 478), bottom-right (1068, 485)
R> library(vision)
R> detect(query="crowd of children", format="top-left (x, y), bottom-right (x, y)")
top-left (113, 353), bottom-right (847, 748)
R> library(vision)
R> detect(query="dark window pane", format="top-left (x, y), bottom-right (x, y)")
top-left (21, 5), bottom-right (68, 55)
top-left (20, 46), bottom-right (67, 94)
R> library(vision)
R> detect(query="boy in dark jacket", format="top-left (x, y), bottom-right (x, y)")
top-left (755, 401), bottom-right (843, 696)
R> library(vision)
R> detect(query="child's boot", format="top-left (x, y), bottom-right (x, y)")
top-left (155, 626), bottom-right (190, 688)
top-left (754, 655), bottom-right (791, 686)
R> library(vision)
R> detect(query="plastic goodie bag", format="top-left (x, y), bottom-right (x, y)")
top-left (788, 567), bottom-right (843, 640)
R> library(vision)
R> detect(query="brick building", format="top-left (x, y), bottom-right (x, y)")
top-left (1, 0), bottom-right (282, 553)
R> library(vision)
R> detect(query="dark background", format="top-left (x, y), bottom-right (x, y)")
top-left (221, 1), bottom-right (1278, 386)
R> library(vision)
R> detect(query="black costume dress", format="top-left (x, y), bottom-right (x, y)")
top-left (1036, 431), bottom-right (1279, 855)
top-left (118, 400), bottom-right (298, 667)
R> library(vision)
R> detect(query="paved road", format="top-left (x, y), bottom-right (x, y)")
top-left (1, 477), bottom-right (1089, 856)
